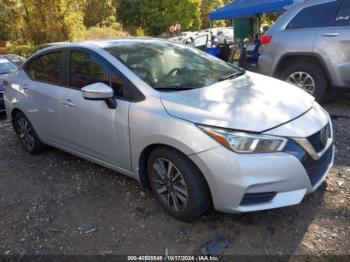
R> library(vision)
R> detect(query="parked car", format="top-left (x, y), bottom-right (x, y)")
top-left (35, 42), bottom-right (69, 53)
top-left (3, 54), bottom-right (25, 66)
top-left (0, 56), bottom-right (18, 112)
top-left (4, 39), bottom-right (334, 221)
top-left (259, 0), bottom-right (350, 101)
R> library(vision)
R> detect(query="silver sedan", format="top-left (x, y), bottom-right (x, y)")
top-left (4, 39), bottom-right (334, 221)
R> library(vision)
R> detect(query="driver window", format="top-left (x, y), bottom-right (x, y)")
top-left (69, 50), bottom-right (124, 97)
top-left (69, 51), bottom-right (110, 89)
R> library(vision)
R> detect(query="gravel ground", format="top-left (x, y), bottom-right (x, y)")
top-left (0, 97), bottom-right (349, 256)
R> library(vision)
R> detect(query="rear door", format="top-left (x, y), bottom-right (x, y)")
top-left (22, 51), bottom-right (65, 143)
top-left (315, 0), bottom-right (350, 88)
top-left (282, 1), bottom-right (340, 55)
top-left (59, 49), bottom-right (131, 171)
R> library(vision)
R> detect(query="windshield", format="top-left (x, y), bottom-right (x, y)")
top-left (104, 41), bottom-right (242, 91)
top-left (0, 58), bottom-right (17, 75)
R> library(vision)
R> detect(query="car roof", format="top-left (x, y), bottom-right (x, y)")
top-left (28, 38), bottom-right (187, 62)
top-left (288, 0), bottom-right (338, 10)
top-left (38, 38), bottom-right (171, 52)
top-left (0, 56), bottom-right (11, 62)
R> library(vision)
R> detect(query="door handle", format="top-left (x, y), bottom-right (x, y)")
top-left (321, 33), bottom-right (339, 37)
top-left (62, 99), bottom-right (75, 107)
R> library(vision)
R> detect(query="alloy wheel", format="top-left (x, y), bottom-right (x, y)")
top-left (286, 71), bottom-right (316, 95)
top-left (152, 158), bottom-right (188, 212)
top-left (16, 117), bottom-right (35, 151)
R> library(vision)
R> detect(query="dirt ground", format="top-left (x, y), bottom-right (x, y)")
top-left (0, 97), bottom-right (349, 256)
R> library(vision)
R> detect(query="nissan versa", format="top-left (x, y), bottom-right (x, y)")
top-left (3, 39), bottom-right (334, 221)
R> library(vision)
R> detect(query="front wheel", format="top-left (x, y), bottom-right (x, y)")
top-left (13, 112), bottom-right (44, 154)
top-left (280, 62), bottom-right (328, 102)
top-left (147, 147), bottom-right (211, 222)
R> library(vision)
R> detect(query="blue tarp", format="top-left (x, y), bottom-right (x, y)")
top-left (210, 0), bottom-right (294, 20)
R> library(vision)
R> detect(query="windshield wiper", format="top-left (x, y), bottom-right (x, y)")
top-left (219, 70), bottom-right (245, 81)
top-left (154, 87), bottom-right (197, 92)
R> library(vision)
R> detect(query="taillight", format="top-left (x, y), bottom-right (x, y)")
top-left (261, 35), bottom-right (272, 45)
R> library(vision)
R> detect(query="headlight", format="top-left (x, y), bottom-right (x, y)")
top-left (198, 125), bottom-right (287, 154)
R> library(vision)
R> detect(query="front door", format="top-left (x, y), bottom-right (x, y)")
top-left (59, 50), bottom-right (131, 171)
top-left (193, 35), bottom-right (209, 51)
top-left (315, 0), bottom-right (350, 88)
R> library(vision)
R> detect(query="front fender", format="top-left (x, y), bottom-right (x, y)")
top-left (129, 98), bottom-right (219, 180)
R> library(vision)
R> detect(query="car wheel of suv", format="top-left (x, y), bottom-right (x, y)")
top-left (280, 62), bottom-right (327, 102)
top-left (147, 147), bottom-right (211, 222)
top-left (13, 112), bottom-right (44, 154)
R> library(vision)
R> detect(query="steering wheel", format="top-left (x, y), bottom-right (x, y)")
top-left (158, 68), bottom-right (181, 83)
top-left (130, 66), bottom-right (154, 85)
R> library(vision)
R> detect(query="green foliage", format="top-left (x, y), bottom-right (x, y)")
top-left (84, 0), bottom-right (116, 27)
top-left (82, 26), bottom-right (128, 40)
top-left (4, 43), bottom-right (37, 57)
top-left (64, 11), bottom-right (87, 41)
top-left (117, 0), bottom-right (202, 36)
top-left (135, 28), bottom-right (145, 37)
top-left (261, 15), bottom-right (278, 34)
top-left (0, 0), bottom-right (19, 42)
top-left (201, 0), bottom-right (231, 29)
top-left (0, 0), bottom-right (236, 50)
top-left (0, 47), bottom-right (7, 54)
top-left (9, 0), bottom-right (87, 44)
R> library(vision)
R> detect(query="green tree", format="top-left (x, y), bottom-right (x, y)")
top-left (117, 0), bottom-right (202, 36)
top-left (162, 0), bottom-right (201, 32)
top-left (0, 0), bottom-right (20, 42)
top-left (12, 0), bottom-right (86, 44)
top-left (200, 0), bottom-right (231, 29)
top-left (83, 0), bottom-right (116, 27)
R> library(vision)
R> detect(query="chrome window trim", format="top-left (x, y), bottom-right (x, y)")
top-left (292, 119), bottom-right (334, 161)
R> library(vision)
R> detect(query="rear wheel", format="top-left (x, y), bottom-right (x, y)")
top-left (280, 62), bottom-right (328, 102)
top-left (13, 112), bottom-right (44, 154)
top-left (147, 147), bottom-right (211, 222)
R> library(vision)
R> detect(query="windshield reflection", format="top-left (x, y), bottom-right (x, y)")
top-left (104, 41), bottom-right (241, 91)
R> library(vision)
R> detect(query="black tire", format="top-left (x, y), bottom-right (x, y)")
top-left (12, 112), bottom-right (44, 154)
top-left (147, 147), bottom-right (211, 222)
top-left (280, 62), bottom-right (328, 102)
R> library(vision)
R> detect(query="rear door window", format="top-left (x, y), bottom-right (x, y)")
top-left (26, 52), bottom-right (64, 85)
top-left (334, 0), bottom-right (350, 26)
top-left (286, 2), bottom-right (339, 29)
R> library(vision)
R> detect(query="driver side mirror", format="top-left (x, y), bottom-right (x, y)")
top-left (81, 83), bottom-right (117, 109)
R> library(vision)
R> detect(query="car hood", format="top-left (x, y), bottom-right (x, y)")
top-left (161, 72), bottom-right (315, 133)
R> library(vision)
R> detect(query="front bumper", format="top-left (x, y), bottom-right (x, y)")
top-left (189, 144), bottom-right (335, 213)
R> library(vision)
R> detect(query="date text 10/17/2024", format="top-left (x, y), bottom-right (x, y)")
top-left (127, 256), bottom-right (220, 261)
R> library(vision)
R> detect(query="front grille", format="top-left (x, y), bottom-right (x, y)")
top-left (307, 124), bottom-right (331, 153)
top-left (240, 192), bottom-right (277, 206)
top-left (284, 141), bottom-right (334, 187)
top-left (303, 146), bottom-right (333, 186)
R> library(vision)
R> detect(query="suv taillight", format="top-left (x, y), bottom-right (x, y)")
top-left (261, 35), bottom-right (272, 45)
